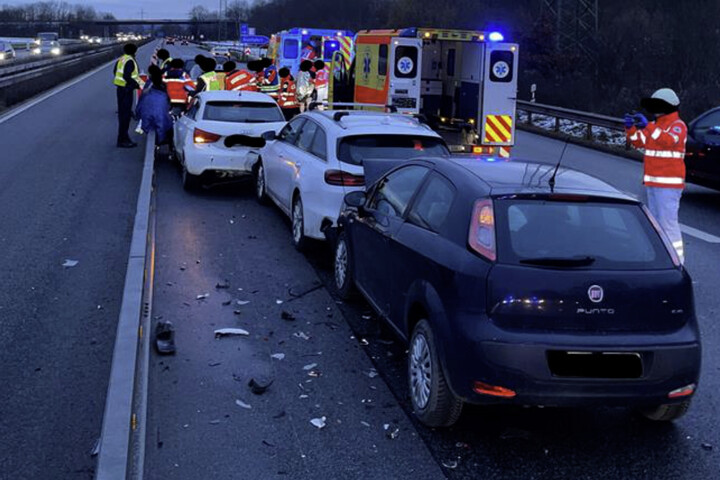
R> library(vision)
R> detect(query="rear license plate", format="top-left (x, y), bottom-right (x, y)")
top-left (547, 350), bottom-right (643, 379)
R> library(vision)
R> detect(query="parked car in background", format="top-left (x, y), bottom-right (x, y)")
top-left (173, 91), bottom-right (286, 190)
top-left (334, 156), bottom-right (700, 427)
top-left (210, 46), bottom-right (231, 57)
top-left (0, 41), bottom-right (16, 61)
top-left (685, 106), bottom-right (720, 190)
top-left (254, 110), bottom-right (449, 250)
top-left (166, 37), bottom-right (176, 45)
top-left (181, 39), bottom-right (189, 46)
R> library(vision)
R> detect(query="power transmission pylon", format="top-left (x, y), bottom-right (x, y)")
top-left (541, 0), bottom-right (599, 61)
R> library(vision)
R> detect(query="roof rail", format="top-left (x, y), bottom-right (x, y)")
top-left (333, 111), bottom-right (350, 123)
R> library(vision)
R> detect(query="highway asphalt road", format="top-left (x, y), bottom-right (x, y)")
top-left (1, 38), bottom-right (718, 479)
top-left (0, 42), bottom-right (157, 479)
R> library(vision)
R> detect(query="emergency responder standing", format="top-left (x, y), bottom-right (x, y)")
top-left (189, 54), bottom-right (205, 80)
top-left (156, 48), bottom-right (172, 72)
top-left (113, 43), bottom-right (143, 148)
top-left (258, 57), bottom-right (279, 99)
top-left (163, 58), bottom-right (195, 115)
top-left (195, 57), bottom-right (222, 93)
top-left (296, 60), bottom-right (315, 112)
top-left (225, 60), bottom-right (258, 91)
top-left (218, 60), bottom-right (236, 88)
top-left (625, 88), bottom-right (688, 262)
top-left (278, 67), bottom-right (300, 120)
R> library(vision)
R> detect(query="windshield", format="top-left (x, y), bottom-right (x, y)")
top-left (38, 32), bottom-right (58, 41)
top-left (494, 199), bottom-right (674, 270)
top-left (337, 135), bottom-right (449, 165)
top-left (203, 101), bottom-right (284, 123)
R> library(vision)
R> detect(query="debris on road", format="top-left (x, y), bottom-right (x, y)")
top-left (281, 310), bottom-right (296, 321)
top-left (701, 443), bottom-right (713, 451)
top-left (154, 321), bottom-right (176, 355)
top-left (196, 293), bottom-right (209, 300)
top-left (270, 353), bottom-right (285, 360)
top-left (276, 299), bottom-right (284, 305)
top-left (236, 300), bottom-right (250, 306)
top-left (62, 259), bottom-right (79, 268)
top-left (365, 368), bottom-right (379, 379)
top-left (248, 377), bottom-right (273, 395)
top-left (233, 310), bottom-right (242, 315)
top-left (208, 361), bottom-right (221, 367)
top-left (273, 411), bottom-right (286, 419)
top-left (216, 282), bottom-right (230, 289)
top-left (310, 417), bottom-right (327, 429)
top-left (442, 459), bottom-right (458, 469)
top-left (359, 338), bottom-right (369, 346)
top-left (361, 421), bottom-right (370, 427)
top-left (385, 426), bottom-right (400, 439)
top-left (288, 281), bottom-right (322, 299)
top-left (209, 419), bottom-right (221, 425)
top-left (90, 438), bottom-right (100, 457)
top-left (293, 331), bottom-right (310, 340)
top-left (235, 399), bottom-right (252, 409)
top-left (262, 440), bottom-right (275, 447)
top-left (303, 363), bottom-right (318, 371)
top-left (222, 300), bottom-right (232, 306)
top-left (214, 328), bottom-right (249, 338)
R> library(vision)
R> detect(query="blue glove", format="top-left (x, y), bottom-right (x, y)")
top-left (634, 113), bottom-right (649, 129)
top-left (624, 114), bottom-right (634, 129)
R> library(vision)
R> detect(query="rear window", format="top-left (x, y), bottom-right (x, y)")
top-left (203, 101), bottom-right (284, 123)
top-left (284, 39), bottom-right (299, 59)
top-left (337, 135), bottom-right (449, 166)
top-left (494, 199), bottom-right (674, 270)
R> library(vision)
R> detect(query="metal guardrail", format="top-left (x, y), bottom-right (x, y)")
top-left (516, 99), bottom-right (627, 145)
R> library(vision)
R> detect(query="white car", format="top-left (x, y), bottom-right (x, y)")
top-left (173, 91), bottom-right (287, 190)
top-left (210, 46), bottom-right (231, 57)
top-left (254, 110), bottom-right (449, 249)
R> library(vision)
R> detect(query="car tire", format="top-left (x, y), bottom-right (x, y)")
top-left (255, 161), bottom-right (269, 205)
top-left (291, 195), bottom-right (308, 251)
top-left (333, 231), bottom-right (355, 299)
top-left (182, 165), bottom-right (200, 191)
top-left (638, 399), bottom-right (692, 422)
top-left (409, 319), bottom-right (463, 427)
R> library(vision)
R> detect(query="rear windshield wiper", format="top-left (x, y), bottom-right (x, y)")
top-left (519, 256), bottom-right (596, 267)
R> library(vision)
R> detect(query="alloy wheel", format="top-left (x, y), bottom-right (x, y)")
top-left (410, 333), bottom-right (432, 410)
top-left (335, 238), bottom-right (348, 290)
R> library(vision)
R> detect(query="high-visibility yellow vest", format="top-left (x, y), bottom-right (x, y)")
top-left (199, 71), bottom-right (223, 91)
top-left (160, 57), bottom-right (173, 70)
top-left (113, 54), bottom-right (141, 88)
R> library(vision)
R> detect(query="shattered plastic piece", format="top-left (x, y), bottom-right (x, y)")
top-left (155, 321), bottom-right (176, 355)
top-left (303, 363), bottom-right (318, 371)
top-left (299, 394), bottom-right (309, 399)
top-left (281, 310), bottom-right (296, 321)
top-left (196, 293), bottom-right (209, 300)
top-left (209, 419), bottom-right (221, 425)
top-left (386, 427), bottom-right (400, 439)
top-left (361, 421), bottom-right (370, 427)
top-left (62, 259), bottom-right (79, 268)
top-left (365, 369), bottom-right (379, 379)
top-left (90, 438), bottom-right (100, 457)
top-left (262, 440), bottom-right (275, 447)
top-left (308, 370), bottom-right (321, 378)
top-left (222, 300), bottom-right (232, 306)
top-left (233, 310), bottom-right (242, 315)
top-left (216, 282), bottom-right (230, 289)
top-left (214, 328), bottom-right (250, 338)
top-left (702, 443), bottom-right (713, 451)
top-left (359, 338), bottom-right (369, 346)
top-left (310, 417), bottom-right (327, 429)
top-left (208, 361), bottom-right (221, 367)
top-left (276, 299), bottom-right (284, 305)
top-left (248, 378), bottom-right (273, 395)
top-left (235, 399), bottom-right (252, 409)
top-left (442, 460), bottom-right (458, 469)
top-left (237, 300), bottom-right (250, 306)
top-left (270, 353), bottom-right (285, 360)
top-left (362, 315), bottom-right (372, 320)
top-left (293, 331), bottom-right (310, 340)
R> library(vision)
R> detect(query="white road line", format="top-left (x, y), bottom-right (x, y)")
top-left (681, 224), bottom-right (720, 244)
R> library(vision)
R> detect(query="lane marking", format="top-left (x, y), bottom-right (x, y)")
top-left (681, 224), bottom-right (720, 244)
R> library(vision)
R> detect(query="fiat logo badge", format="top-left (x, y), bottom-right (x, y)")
top-left (588, 285), bottom-right (604, 303)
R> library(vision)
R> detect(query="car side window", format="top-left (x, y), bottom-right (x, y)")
top-left (310, 127), bottom-right (327, 160)
top-left (692, 110), bottom-right (720, 142)
top-left (407, 173), bottom-right (456, 232)
top-left (278, 118), bottom-right (305, 144)
top-left (368, 165), bottom-right (429, 218)
top-left (296, 121), bottom-right (319, 152)
top-left (185, 101), bottom-right (200, 120)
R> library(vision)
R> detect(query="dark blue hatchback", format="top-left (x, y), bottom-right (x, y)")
top-left (333, 156), bottom-right (701, 427)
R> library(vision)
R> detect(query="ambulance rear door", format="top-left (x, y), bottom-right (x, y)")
top-left (479, 43), bottom-right (518, 149)
top-left (279, 33), bottom-right (302, 72)
top-left (389, 37), bottom-right (422, 114)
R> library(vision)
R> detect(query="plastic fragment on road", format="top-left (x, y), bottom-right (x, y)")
top-left (216, 282), bottom-right (230, 289)
top-left (155, 321), bottom-right (176, 355)
top-left (196, 293), bottom-right (209, 300)
top-left (442, 460), bottom-right (458, 469)
top-left (310, 417), bottom-right (327, 429)
top-left (270, 353), bottom-right (285, 360)
top-left (303, 363), bottom-right (318, 371)
top-left (90, 438), bottom-right (100, 457)
top-left (209, 419), bottom-right (221, 425)
top-left (248, 378), bottom-right (273, 395)
top-left (62, 259), bottom-right (79, 268)
top-left (702, 443), bottom-right (713, 451)
top-left (359, 338), bottom-right (369, 346)
top-left (293, 331), bottom-right (310, 340)
top-left (281, 310), bottom-right (296, 321)
top-left (237, 300), bottom-right (250, 306)
top-left (235, 399), bottom-right (252, 409)
top-left (361, 421), bottom-right (370, 427)
top-left (276, 299), bottom-right (284, 305)
top-left (214, 328), bottom-right (249, 338)
top-left (365, 368), bottom-right (378, 379)
top-left (222, 300), bottom-right (232, 306)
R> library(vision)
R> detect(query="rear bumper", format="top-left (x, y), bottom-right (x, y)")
top-left (443, 317), bottom-right (701, 407)
top-left (184, 145), bottom-right (258, 176)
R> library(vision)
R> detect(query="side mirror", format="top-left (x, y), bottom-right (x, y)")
top-left (261, 130), bottom-right (276, 141)
top-left (344, 191), bottom-right (367, 208)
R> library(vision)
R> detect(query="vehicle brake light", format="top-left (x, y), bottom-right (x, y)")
top-left (193, 128), bottom-right (221, 144)
top-left (668, 383), bottom-right (695, 399)
top-left (468, 199), bottom-right (496, 261)
top-left (473, 381), bottom-right (516, 398)
top-left (324, 170), bottom-right (365, 186)
top-left (643, 205), bottom-right (681, 266)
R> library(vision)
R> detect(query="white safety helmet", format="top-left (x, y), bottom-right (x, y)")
top-left (641, 88), bottom-right (680, 114)
top-left (651, 88), bottom-right (680, 106)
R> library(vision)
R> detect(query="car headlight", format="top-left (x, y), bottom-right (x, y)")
top-left (51, 48), bottom-right (60, 55)
top-left (0, 53), bottom-right (5, 60)
top-left (33, 48), bottom-right (41, 54)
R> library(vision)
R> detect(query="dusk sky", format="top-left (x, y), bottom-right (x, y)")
top-left (2, 0), bottom-right (248, 19)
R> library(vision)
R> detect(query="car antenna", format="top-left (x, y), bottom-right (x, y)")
top-left (548, 141), bottom-right (570, 193)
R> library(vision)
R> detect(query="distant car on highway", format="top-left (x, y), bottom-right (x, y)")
top-left (0, 41), bottom-right (16, 61)
top-left (173, 91), bottom-right (286, 190)
top-left (181, 39), bottom-right (189, 46)
top-left (166, 37), bottom-right (176, 45)
top-left (89, 36), bottom-right (102, 44)
top-left (684, 107), bottom-right (720, 190)
top-left (333, 156), bottom-right (700, 427)
top-left (210, 46), bottom-right (231, 57)
top-left (254, 110), bottom-right (449, 250)
top-left (32, 40), bottom-right (61, 56)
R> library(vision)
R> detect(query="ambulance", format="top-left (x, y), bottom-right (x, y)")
top-left (328, 28), bottom-right (519, 156)
top-left (268, 27), bottom-right (354, 75)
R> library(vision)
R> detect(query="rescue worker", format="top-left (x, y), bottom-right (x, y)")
top-left (278, 67), bottom-right (300, 120)
top-left (113, 43), bottom-right (143, 148)
top-left (136, 68), bottom-right (173, 145)
top-left (258, 57), bottom-right (280, 99)
top-left (189, 54), bottom-right (205, 80)
top-left (163, 58), bottom-right (195, 114)
top-left (225, 60), bottom-right (259, 91)
top-left (195, 57), bottom-right (222, 93)
top-left (301, 40), bottom-right (318, 61)
top-left (312, 59), bottom-right (328, 102)
top-left (156, 48), bottom-right (172, 72)
top-left (218, 60), bottom-right (236, 87)
top-left (296, 59), bottom-right (315, 111)
top-left (625, 88), bottom-right (688, 262)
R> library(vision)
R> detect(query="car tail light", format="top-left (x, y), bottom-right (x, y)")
top-left (468, 199), bottom-right (496, 261)
top-left (473, 381), bottom-right (516, 398)
top-left (643, 205), bottom-right (681, 267)
top-left (324, 170), bottom-right (365, 186)
top-left (193, 128), bottom-right (221, 144)
top-left (668, 383), bottom-right (695, 399)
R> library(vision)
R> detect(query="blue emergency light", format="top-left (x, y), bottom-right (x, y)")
top-left (488, 31), bottom-right (504, 42)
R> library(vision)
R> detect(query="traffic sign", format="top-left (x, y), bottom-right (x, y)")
top-left (240, 35), bottom-right (269, 44)
top-left (240, 23), bottom-right (249, 35)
